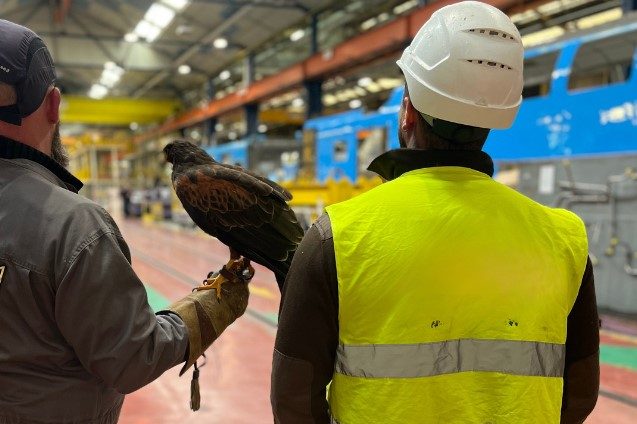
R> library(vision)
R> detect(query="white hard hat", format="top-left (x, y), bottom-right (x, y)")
top-left (397, 1), bottom-right (523, 129)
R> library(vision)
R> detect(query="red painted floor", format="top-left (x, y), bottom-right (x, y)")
top-left (117, 219), bottom-right (637, 423)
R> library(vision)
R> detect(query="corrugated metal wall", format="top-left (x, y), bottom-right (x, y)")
top-left (501, 155), bottom-right (637, 313)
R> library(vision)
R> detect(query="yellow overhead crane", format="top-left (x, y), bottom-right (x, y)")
top-left (60, 96), bottom-right (181, 126)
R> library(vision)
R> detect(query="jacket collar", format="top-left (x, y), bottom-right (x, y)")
top-left (367, 148), bottom-right (494, 181)
top-left (0, 135), bottom-right (83, 193)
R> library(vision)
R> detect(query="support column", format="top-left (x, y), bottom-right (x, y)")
top-left (243, 53), bottom-right (259, 138)
top-left (310, 13), bottom-right (319, 55)
top-left (305, 14), bottom-right (323, 119)
top-left (623, 0), bottom-right (637, 11)
top-left (245, 103), bottom-right (259, 138)
top-left (304, 79), bottom-right (323, 119)
top-left (204, 79), bottom-right (217, 146)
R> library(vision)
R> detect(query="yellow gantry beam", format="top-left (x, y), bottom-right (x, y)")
top-left (61, 96), bottom-right (181, 126)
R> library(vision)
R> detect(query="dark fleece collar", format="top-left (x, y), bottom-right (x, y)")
top-left (0, 135), bottom-right (83, 192)
top-left (367, 148), bottom-right (494, 181)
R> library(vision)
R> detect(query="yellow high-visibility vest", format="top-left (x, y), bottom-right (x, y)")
top-left (325, 166), bottom-right (588, 424)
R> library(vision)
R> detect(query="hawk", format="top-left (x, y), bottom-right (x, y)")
top-left (163, 140), bottom-right (304, 291)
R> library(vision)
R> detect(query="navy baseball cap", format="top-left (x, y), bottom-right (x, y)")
top-left (0, 19), bottom-right (56, 125)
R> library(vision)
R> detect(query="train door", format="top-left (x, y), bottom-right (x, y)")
top-left (316, 132), bottom-right (357, 183)
top-left (357, 127), bottom-right (387, 179)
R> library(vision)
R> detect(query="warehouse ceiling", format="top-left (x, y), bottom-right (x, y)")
top-left (0, 0), bottom-right (339, 99)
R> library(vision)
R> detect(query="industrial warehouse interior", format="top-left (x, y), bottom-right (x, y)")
top-left (1, 0), bottom-right (636, 422)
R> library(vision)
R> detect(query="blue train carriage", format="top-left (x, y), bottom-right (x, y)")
top-left (486, 16), bottom-right (637, 163)
top-left (304, 87), bottom-right (403, 183)
top-left (204, 137), bottom-right (302, 182)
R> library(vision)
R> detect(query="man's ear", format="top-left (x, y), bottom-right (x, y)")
top-left (401, 94), bottom-right (417, 133)
top-left (45, 87), bottom-right (61, 124)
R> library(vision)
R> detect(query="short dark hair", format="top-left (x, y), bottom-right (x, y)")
top-left (404, 84), bottom-right (489, 151)
top-left (416, 114), bottom-right (487, 151)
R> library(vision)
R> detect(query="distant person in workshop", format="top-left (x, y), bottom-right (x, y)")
top-left (271, 2), bottom-right (599, 423)
top-left (0, 19), bottom-right (251, 423)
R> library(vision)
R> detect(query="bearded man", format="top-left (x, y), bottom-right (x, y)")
top-left (0, 19), bottom-right (250, 424)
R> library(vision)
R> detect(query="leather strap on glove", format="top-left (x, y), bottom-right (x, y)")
top-left (167, 257), bottom-right (252, 376)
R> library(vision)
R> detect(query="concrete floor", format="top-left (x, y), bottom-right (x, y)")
top-left (117, 219), bottom-right (637, 423)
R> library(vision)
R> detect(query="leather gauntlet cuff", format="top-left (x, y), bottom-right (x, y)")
top-left (166, 279), bottom-right (249, 375)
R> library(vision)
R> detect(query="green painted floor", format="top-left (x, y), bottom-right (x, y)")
top-left (600, 345), bottom-right (637, 371)
top-left (145, 285), bottom-right (170, 311)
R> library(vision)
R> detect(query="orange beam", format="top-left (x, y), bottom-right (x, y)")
top-left (136, 0), bottom-right (522, 143)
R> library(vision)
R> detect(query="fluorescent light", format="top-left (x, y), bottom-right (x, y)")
top-left (178, 64), bottom-right (191, 75)
top-left (213, 38), bottom-right (228, 49)
top-left (145, 3), bottom-right (175, 29)
top-left (521, 26), bottom-right (565, 47)
top-left (349, 99), bottom-right (362, 109)
top-left (537, 0), bottom-right (562, 16)
top-left (124, 32), bottom-right (139, 42)
top-left (219, 70), bottom-right (231, 80)
top-left (100, 72), bottom-right (120, 87)
top-left (577, 7), bottom-right (622, 30)
top-left (134, 20), bottom-right (161, 42)
top-left (161, 0), bottom-right (189, 10)
top-left (361, 18), bottom-right (377, 31)
top-left (393, 0), bottom-right (418, 15)
top-left (323, 94), bottom-right (338, 106)
top-left (358, 77), bottom-right (373, 87)
top-left (258, 124), bottom-right (268, 133)
top-left (290, 29), bottom-right (305, 42)
top-left (88, 84), bottom-right (108, 99)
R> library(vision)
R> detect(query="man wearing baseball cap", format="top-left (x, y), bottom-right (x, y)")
top-left (0, 19), bottom-right (251, 423)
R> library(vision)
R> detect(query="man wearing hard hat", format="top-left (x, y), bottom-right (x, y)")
top-left (271, 2), bottom-right (599, 423)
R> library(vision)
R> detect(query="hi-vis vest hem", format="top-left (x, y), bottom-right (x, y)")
top-left (325, 166), bottom-right (588, 424)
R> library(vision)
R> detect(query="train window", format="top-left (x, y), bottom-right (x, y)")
top-left (523, 52), bottom-right (559, 98)
top-left (568, 31), bottom-right (637, 91)
top-left (333, 141), bottom-right (349, 162)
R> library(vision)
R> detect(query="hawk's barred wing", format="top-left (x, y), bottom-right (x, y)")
top-left (173, 164), bottom-right (303, 269)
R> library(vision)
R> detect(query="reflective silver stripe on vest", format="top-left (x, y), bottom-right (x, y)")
top-left (335, 339), bottom-right (565, 379)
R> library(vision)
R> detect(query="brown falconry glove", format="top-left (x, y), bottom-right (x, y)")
top-left (166, 257), bottom-right (252, 376)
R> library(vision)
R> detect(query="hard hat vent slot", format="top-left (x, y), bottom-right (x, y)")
top-left (467, 28), bottom-right (516, 41)
top-left (466, 59), bottom-right (512, 70)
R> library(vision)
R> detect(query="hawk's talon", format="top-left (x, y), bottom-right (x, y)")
top-left (194, 257), bottom-right (253, 299)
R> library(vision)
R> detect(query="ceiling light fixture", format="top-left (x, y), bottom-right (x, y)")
top-left (219, 70), bottom-right (231, 80)
top-left (134, 20), bottom-right (161, 42)
top-left (290, 29), bottom-right (305, 42)
top-left (161, 0), bottom-right (189, 10)
top-left (88, 84), bottom-right (108, 99)
top-left (291, 98), bottom-right (305, 108)
top-left (178, 64), bottom-right (191, 75)
top-left (124, 32), bottom-right (139, 42)
top-left (145, 3), bottom-right (175, 29)
top-left (213, 37), bottom-right (228, 49)
top-left (358, 77), bottom-right (373, 87)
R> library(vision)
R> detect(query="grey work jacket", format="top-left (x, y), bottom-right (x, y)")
top-left (0, 137), bottom-right (189, 424)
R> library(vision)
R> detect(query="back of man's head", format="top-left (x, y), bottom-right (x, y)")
top-left (0, 19), bottom-right (62, 160)
top-left (396, 1), bottom-right (524, 150)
